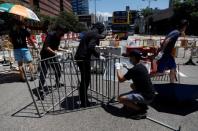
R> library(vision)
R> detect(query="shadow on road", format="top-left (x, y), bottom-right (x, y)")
top-left (151, 95), bottom-right (198, 116)
top-left (0, 71), bottom-right (20, 84)
top-left (60, 96), bottom-right (97, 110)
top-left (11, 102), bottom-right (41, 118)
top-left (150, 83), bottom-right (198, 116)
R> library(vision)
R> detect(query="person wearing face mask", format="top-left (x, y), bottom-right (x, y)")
top-left (116, 50), bottom-right (155, 119)
top-left (32, 24), bottom-right (68, 100)
top-left (75, 22), bottom-right (106, 107)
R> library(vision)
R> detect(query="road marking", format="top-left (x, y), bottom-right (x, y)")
top-left (165, 70), bottom-right (188, 77)
top-left (177, 71), bottom-right (188, 77)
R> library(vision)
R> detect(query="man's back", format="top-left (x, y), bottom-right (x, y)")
top-left (124, 64), bottom-right (155, 100)
top-left (75, 30), bottom-right (105, 60)
top-left (163, 29), bottom-right (180, 54)
top-left (40, 32), bottom-right (60, 58)
top-left (9, 28), bottom-right (30, 49)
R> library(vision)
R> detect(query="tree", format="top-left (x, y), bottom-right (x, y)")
top-left (55, 11), bottom-right (87, 32)
top-left (141, 7), bottom-right (154, 17)
top-left (172, 0), bottom-right (198, 35)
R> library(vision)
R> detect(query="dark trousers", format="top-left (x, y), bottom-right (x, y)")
top-left (77, 60), bottom-right (91, 105)
top-left (39, 57), bottom-right (61, 90)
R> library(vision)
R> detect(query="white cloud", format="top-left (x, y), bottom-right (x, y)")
top-left (96, 11), bottom-right (112, 17)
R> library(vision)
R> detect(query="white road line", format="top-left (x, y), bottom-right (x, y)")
top-left (165, 70), bottom-right (188, 77)
top-left (178, 71), bottom-right (188, 77)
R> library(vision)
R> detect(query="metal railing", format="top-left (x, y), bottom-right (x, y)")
top-left (23, 52), bottom-right (120, 117)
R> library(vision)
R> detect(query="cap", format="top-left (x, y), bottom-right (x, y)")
top-left (129, 49), bottom-right (142, 59)
top-left (178, 19), bottom-right (189, 29)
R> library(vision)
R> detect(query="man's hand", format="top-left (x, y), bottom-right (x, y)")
top-left (100, 56), bottom-right (106, 61)
top-left (122, 63), bottom-right (129, 69)
top-left (55, 52), bottom-right (63, 57)
top-left (115, 63), bottom-right (123, 70)
top-left (155, 51), bottom-right (164, 60)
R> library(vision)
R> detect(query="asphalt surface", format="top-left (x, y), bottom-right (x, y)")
top-left (0, 42), bottom-right (198, 131)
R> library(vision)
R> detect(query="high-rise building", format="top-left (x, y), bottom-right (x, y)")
top-left (72, 0), bottom-right (89, 15)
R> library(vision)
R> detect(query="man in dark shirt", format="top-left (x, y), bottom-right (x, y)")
top-left (156, 19), bottom-right (189, 83)
top-left (9, 20), bottom-right (36, 82)
top-left (33, 24), bottom-right (67, 100)
top-left (116, 50), bottom-right (155, 117)
top-left (75, 22), bottom-right (106, 107)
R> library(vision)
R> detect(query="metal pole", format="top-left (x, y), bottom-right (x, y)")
top-left (146, 117), bottom-right (181, 131)
top-left (148, 0), bottom-right (151, 8)
top-left (94, 0), bottom-right (96, 23)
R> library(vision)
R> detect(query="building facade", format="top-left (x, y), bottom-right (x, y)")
top-left (72, 0), bottom-right (89, 15)
top-left (38, 0), bottom-right (72, 16)
top-left (0, 0), bottom-right (72, 17)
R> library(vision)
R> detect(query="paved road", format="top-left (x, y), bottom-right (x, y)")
top-left (0, 42), bottom-right (198, 131)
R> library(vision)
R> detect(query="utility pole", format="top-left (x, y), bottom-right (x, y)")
top-left (94, 0), bottom-right (96, 23)
top-left (142, 0), bottom-right (157, 34)
top-left (142, 0), bottom-right (157, 8)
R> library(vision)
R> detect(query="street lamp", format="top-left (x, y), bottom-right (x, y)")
top-left (94, 0), bottom-right (96, 23)
top-left (142, 0), bottom-right (157, 8)
top-left (142, 0), bottom-right (157, 34)
top-left (89, 0), bottom-right (98, 23)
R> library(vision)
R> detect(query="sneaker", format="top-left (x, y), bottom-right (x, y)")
top-left (32, 88), bottom-right (44, 100)
top-left (137, 103), bottom-right (148, 110)
top-left (19, 78), bottom-right (26, 82)
top-left (80, 101), bottom-right (91, 108)
top-left (54, 83), bottom-right (65, 88)
top-left (130, 112), bottom-right (147, 120)
top-left (30, 77), bottom-right (36, 81)
top-left (120, 105), bottom-right (147, 119)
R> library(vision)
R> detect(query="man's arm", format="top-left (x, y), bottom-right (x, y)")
top-left (91, 34), bottom-right (106, 58)
top-left (117, 70), bottom-right (127, 82)
top-left (160, 38), bottom-right (171, 52)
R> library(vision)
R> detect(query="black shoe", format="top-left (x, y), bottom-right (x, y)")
top-left (80, 101), bottom-right (92, 108)
top-left (120, 105), bottom-right (131, 112)
top-left (120, 105), bottom-right (147, 119)
top-left (30, 77), bottom-right (36, 81)
top-left (130, 112), bottom-right (147, 120)
top-left (54, 83), bottom-right (65, 88)
top-left (137, 103), bottom-right (148, 110)
top-left (19, 78), bottom-right (26, 82)
top-left (32, 88), bottom-right (44, 100)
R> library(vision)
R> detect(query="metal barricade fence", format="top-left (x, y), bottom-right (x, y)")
top-left (23, 52), bottom-right (120, 117)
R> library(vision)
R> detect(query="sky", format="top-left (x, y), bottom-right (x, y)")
top-left (89, 0), bottom-right (169, 17)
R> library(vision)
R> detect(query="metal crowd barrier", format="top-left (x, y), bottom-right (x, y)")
top-left (23, 52), bottom-right (120, 117)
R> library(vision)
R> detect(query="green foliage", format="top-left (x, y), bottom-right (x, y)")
top-left (54, 11), bottom-right (87, 32)
top-left (141, 7), bottom-right (154, 17)
top-left (35, 11), bottom-right (88, 33)
top-left (172, 0), bottom-right (198, 35)
top-left (173, 0), bottom-right (198, 20)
